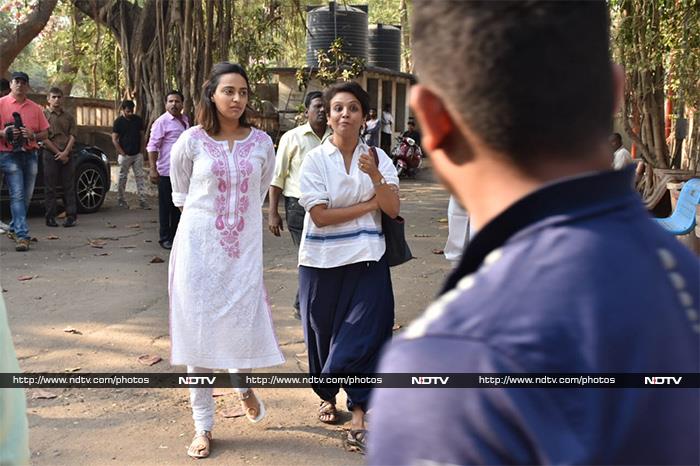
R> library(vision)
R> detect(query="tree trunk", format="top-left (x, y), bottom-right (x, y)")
top-left (0, 0), bottom-right (59, 76)
top-left (399, 0), bottom-right (411, 73)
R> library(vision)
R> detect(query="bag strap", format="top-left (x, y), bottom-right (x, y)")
top-left (368, 146), bottom-right (379, 167)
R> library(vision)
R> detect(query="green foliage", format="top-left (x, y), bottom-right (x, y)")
top-left (611, 0), bottom-right (700, 108)
top-left (297, 37), bottom-right (366, 91)
top-left (9, 0), bottom-right (121, 98)
top-left (228, 3), bottom-right (283, 109)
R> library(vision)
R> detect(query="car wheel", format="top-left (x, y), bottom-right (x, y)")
top-left (75, 163), bottom-right (107, 213)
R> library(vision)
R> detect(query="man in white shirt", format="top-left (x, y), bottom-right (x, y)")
top-left (380, 104), bottom-right (394, 155)
top-left (269, 91), bottom-right (331, 319)
top-left (610, 132), bottom-right (633, 170)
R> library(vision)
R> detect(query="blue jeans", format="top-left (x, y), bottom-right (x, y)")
top-left (0, 151), bottom-right (38, 240)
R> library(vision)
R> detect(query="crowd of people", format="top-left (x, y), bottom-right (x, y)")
top-left (1, 1), bottom-right (698, 464)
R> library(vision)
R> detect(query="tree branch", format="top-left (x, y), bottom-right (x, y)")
top-left (0, 0), bottom-right (59, 76)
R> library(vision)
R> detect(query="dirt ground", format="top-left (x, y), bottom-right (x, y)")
top-left (1, 165), bottom-right (455, 465)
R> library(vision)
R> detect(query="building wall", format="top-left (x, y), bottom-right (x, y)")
top-left (274, 70), bottom-right (412, 138)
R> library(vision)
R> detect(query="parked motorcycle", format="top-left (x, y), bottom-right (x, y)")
top-left (390, 136), bottom-right (423, 178)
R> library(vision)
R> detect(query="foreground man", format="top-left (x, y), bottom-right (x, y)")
top-left (369, 2), bottom-right (699, 465)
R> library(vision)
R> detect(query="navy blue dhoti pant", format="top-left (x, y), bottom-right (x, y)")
top-left (299, 255), bottom-right (394, 411)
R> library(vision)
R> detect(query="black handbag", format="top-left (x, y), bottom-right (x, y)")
top-left (369, 147), bottom-right (413, 267)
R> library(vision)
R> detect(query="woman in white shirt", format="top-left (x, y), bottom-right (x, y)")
top-left (298, 81), bottom-right (400, 452)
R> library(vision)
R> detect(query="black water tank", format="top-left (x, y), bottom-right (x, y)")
top-left (306, 3), bottom-right (368, 68)
top-left (368, 24), bottom-right (401, 72)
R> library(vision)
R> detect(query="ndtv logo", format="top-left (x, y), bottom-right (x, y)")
top-left (178, 376), bottom-right (217, 385)
top-left (644, 377), bottom-right (683, 385)
top-left (411, 376), bottom-right (450, 385)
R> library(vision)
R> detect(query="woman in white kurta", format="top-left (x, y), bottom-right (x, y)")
top-left (168, 63), bottom-right (284, 459)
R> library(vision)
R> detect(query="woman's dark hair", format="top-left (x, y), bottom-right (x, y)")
top-left (323, 81), bottom-right (370, 118)
top-left (197, 62), bottom-right (251, 134)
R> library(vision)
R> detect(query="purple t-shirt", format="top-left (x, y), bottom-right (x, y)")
top-left (146, 112), bottom-right (189, 176)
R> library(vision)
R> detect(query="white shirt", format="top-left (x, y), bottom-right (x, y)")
top-left (270, 122), bottom-right (331, 198)
top-left (612, 147), bottom-right (633, 170)
top-left (381, 111), bottom-right (394, 134)
top-left (298, 139), bottom-right (399, 268)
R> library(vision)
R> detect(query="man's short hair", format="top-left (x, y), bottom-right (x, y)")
top-left (611, 132), bottom-right (623, 145)
top-left (166, 90), bottom-right (184, 101)
top-left (0, 78), bottom-right (9, 92)
top-left (412, 1), bottom-right (613, 164)
top-left (120, 100), bottom-right (135, 111)
top-left (304, 91), bottom-right (323, 109)
top-left (48, 87), bottom-right (63, 96)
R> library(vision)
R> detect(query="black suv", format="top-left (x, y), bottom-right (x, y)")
top-left (1, 143), bottom-right (111, 214)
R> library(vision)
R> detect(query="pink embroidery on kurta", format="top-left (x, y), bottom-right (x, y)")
top-left (192, 127), bottom-right (264, 258)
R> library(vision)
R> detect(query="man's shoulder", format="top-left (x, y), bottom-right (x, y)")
top-left (282, 124), bottom-right (309, 140)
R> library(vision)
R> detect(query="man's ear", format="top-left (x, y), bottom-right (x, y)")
top-left (409, 84), bottom-right (454, 152)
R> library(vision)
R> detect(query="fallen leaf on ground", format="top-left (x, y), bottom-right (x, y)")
top-left (94, 252), bottom-right (111, 256)
top-left (17, 275), bottom-right (34, 281)
top-left (150, 256), bottom-right (164, 264)
top-left (64, 367), bottom-right (81, 372)
top-left (30, 237), bottom-right (38, 242)
top-left (221, 405), bottom-right (245, 418)
top-left (437, 218), bottom-right (448, 223)
top-left (137, 354), bottom-right (162, 366)
top-left (431, 248), bottom-right (444, 255)
top-left (63, 327), bottom-right (83, 335)
top-left (106, 224), bottom-right (117, 229)
top-left (88, 239), bottom-right (107, 248)
top-left (126, 224), bottom-right (141, 229)
top-left (97, 236), bottom-right (120, 241)
top-left (32, 390), bottom-right (57, 400)
top-left (213, 389), bottom-right (228, 397)
top-left (46, 235), bottom-right (60, 240)
top-left (413, 234), bottom-right (433, 238)
top-left (392, 324), bottom-right (402, 331)
top-left (121, 245), bottom-right (136, 249)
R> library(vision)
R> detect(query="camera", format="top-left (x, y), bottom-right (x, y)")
top-left (4, 112), bottom-right (26, 152)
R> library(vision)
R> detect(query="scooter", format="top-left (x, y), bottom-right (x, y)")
top-left (391, 136), bottom-right (423, 178)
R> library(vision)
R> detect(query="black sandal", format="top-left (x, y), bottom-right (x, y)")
top-left (346, 429), bottom-right (367, 453)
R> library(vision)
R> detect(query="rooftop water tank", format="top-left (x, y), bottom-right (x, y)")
top-left (306, 3), bottom-right (368, 68)
top-left (368, 24), bottom-right (401, 72)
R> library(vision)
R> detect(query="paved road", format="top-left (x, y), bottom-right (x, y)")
top-left (1, 166), bottom-right (455, 465)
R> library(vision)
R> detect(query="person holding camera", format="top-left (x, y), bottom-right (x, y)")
top-left (0, 72), bottom-right (53, 252)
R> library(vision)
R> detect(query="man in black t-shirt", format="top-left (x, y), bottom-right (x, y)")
top-left (401, 119), bottom-right (422, 150)
top-left (112, 100), bottom-right (149, 209)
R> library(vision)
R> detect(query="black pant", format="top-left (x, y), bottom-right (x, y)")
top-left (285, 196), bottom-right (306, 310)
top-left (380, 132), bottom-right (392, 156)
top-left (158, 176), bottom-right (181, 243)
top-left (43, 150), bottom-right (76, 218)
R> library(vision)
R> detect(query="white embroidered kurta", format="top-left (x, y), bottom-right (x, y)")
top-left (168, 126), bottom-right (285, 369)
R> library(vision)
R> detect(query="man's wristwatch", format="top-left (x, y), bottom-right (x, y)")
top-left (373, 177), bottom-right (387, 187)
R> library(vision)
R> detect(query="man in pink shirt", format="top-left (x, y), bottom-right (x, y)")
top-left (146, 90), bottom-right (189, 249)
top-left (0, 72), bottom-right (58, 251)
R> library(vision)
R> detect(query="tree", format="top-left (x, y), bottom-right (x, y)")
top-left (0, 0), bottom-right (59, 76)
top-left (72, 0), bottom-right (291, 126)
top-left (611, 0), bottom-right (699, 171)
